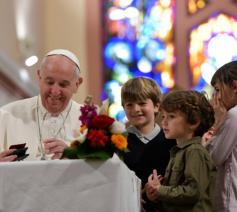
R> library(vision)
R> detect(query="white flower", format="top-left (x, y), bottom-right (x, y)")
top-left (74, 128), bottom-right (88, 143)
top-left (110, 121), bottom-right (126, 134)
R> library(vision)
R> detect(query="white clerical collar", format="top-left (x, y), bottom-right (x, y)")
top-left (37, 95), bottom-right (72, 119)
top-left (127, 124), bottom-right (161, 144)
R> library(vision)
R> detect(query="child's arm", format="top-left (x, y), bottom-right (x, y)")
top-left (208, 108), bottom-right (237, 166)
top-left (201, 127), bottom-right (215, 147)
top-left (151, 148), bottom-right (212, 205)
top-left (145, 169), bottom-right (163, 201)
top-left (202, 93), bottom-right (226, 148)
top-left (211, 92), bottom-right (227, 133)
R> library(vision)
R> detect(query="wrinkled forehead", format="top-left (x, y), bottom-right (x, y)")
top-left (45, 49), bottom-right (80, 71)
top-left (40, 56), bottom-right (78, 79)
top-left (42, 55), bottom-right (77, 72)
top-left (43, 55), bottom-right (75, 66)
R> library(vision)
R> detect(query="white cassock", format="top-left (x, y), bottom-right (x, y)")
top-left (0, 96), bottom-right (82, 160)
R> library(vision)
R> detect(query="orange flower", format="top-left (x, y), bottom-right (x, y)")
top-left (80, 125), bottom-right (87, 133)
top-left (111, 134), bottom-right (127, 150)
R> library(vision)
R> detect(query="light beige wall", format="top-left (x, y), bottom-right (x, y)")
top-left (0, 0), bottom-right (44, 84)
top-left (85, 0), bottom-right (103, 105)
top-left (43, 0), bottom-right (88, 103)
top-left (0, 0), bottom-right (20, 62)
top-left (0, 0), bottom-right (101, 105)
top-left (13, 0), bottom-right (44, 81)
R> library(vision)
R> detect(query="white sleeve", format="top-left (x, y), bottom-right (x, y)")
top-left (0, 109), bottom-right (9, 151)
top-left (208, 107), bottom-right (237, 166)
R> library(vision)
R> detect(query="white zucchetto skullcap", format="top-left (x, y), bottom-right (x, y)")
top-left (46, 49), bottom-right (81, 73)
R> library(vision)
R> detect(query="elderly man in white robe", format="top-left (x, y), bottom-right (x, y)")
top-left (0, 49), bottom-right (83, 161)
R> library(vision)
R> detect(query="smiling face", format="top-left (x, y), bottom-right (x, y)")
top-left (124, 99), bottom-right (159, 134)
top-left (37, 55), bottom-right (82, 115)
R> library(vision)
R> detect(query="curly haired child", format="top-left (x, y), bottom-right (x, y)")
top-left (146, 90), bottom-right (216, 212)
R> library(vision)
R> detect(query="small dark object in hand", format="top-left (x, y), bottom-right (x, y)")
top-left (12, 147), bottom-right (28, 157)
top-left (9, 143), bottom-right (26, 150)
top-left (15, 154), bottom-right (30, 161)
top-left (9, 143), bottom-right (29, 161)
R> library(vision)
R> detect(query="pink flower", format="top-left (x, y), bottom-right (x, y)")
top-left (79, 104), bottom-right (97, 127)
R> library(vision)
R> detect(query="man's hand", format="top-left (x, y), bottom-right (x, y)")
top-left (44, 139), bottom-right (68, 159)
top-left (0, 149), bottom-right (17, 162)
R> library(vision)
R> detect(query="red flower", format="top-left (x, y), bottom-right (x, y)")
top-left (87, 129), bottom-right (109, 148)
top-left (92, 115), bottom-right (115, 129)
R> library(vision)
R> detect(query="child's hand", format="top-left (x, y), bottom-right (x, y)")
top-left (211, 92), bottom-right (227, 132)
top-left (145, 169), bottom-right (163, 201)
top-left (201, 127), bottom-right (215, 147)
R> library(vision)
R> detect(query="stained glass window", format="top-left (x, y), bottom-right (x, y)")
top-left (102, 0), bottom-right (175, 121)
top-left (189, 13), bottom-right (237, 91)
top-left (102, 1), bottom-right (237, 120)
top-left (188, 0), bottom-right (209, 14)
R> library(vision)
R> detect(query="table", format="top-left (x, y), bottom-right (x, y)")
top-left (0, 155), bottom-right (141, 212)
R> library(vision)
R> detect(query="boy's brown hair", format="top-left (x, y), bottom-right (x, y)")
top-left (160, 90), bottom-right (215, 137)
top-left (121, 77), bottom-right (162, 106)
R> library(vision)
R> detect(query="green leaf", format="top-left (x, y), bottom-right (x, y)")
top-left (62, 147), bottom-right (79, 159)
top-left (77, 149), bottom-right (113, 160)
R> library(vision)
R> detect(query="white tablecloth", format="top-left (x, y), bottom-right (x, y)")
top-left (0, 155), bottom-right (141, 212)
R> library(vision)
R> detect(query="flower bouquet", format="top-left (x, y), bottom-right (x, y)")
top-left (63, 96), bottom-right (128, 160)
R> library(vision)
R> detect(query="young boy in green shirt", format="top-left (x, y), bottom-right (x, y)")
top-left (146, 90), bottom-right (216, 212)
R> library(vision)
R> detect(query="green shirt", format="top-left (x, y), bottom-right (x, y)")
top-left (156, 137), bottom-right (216, 212)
